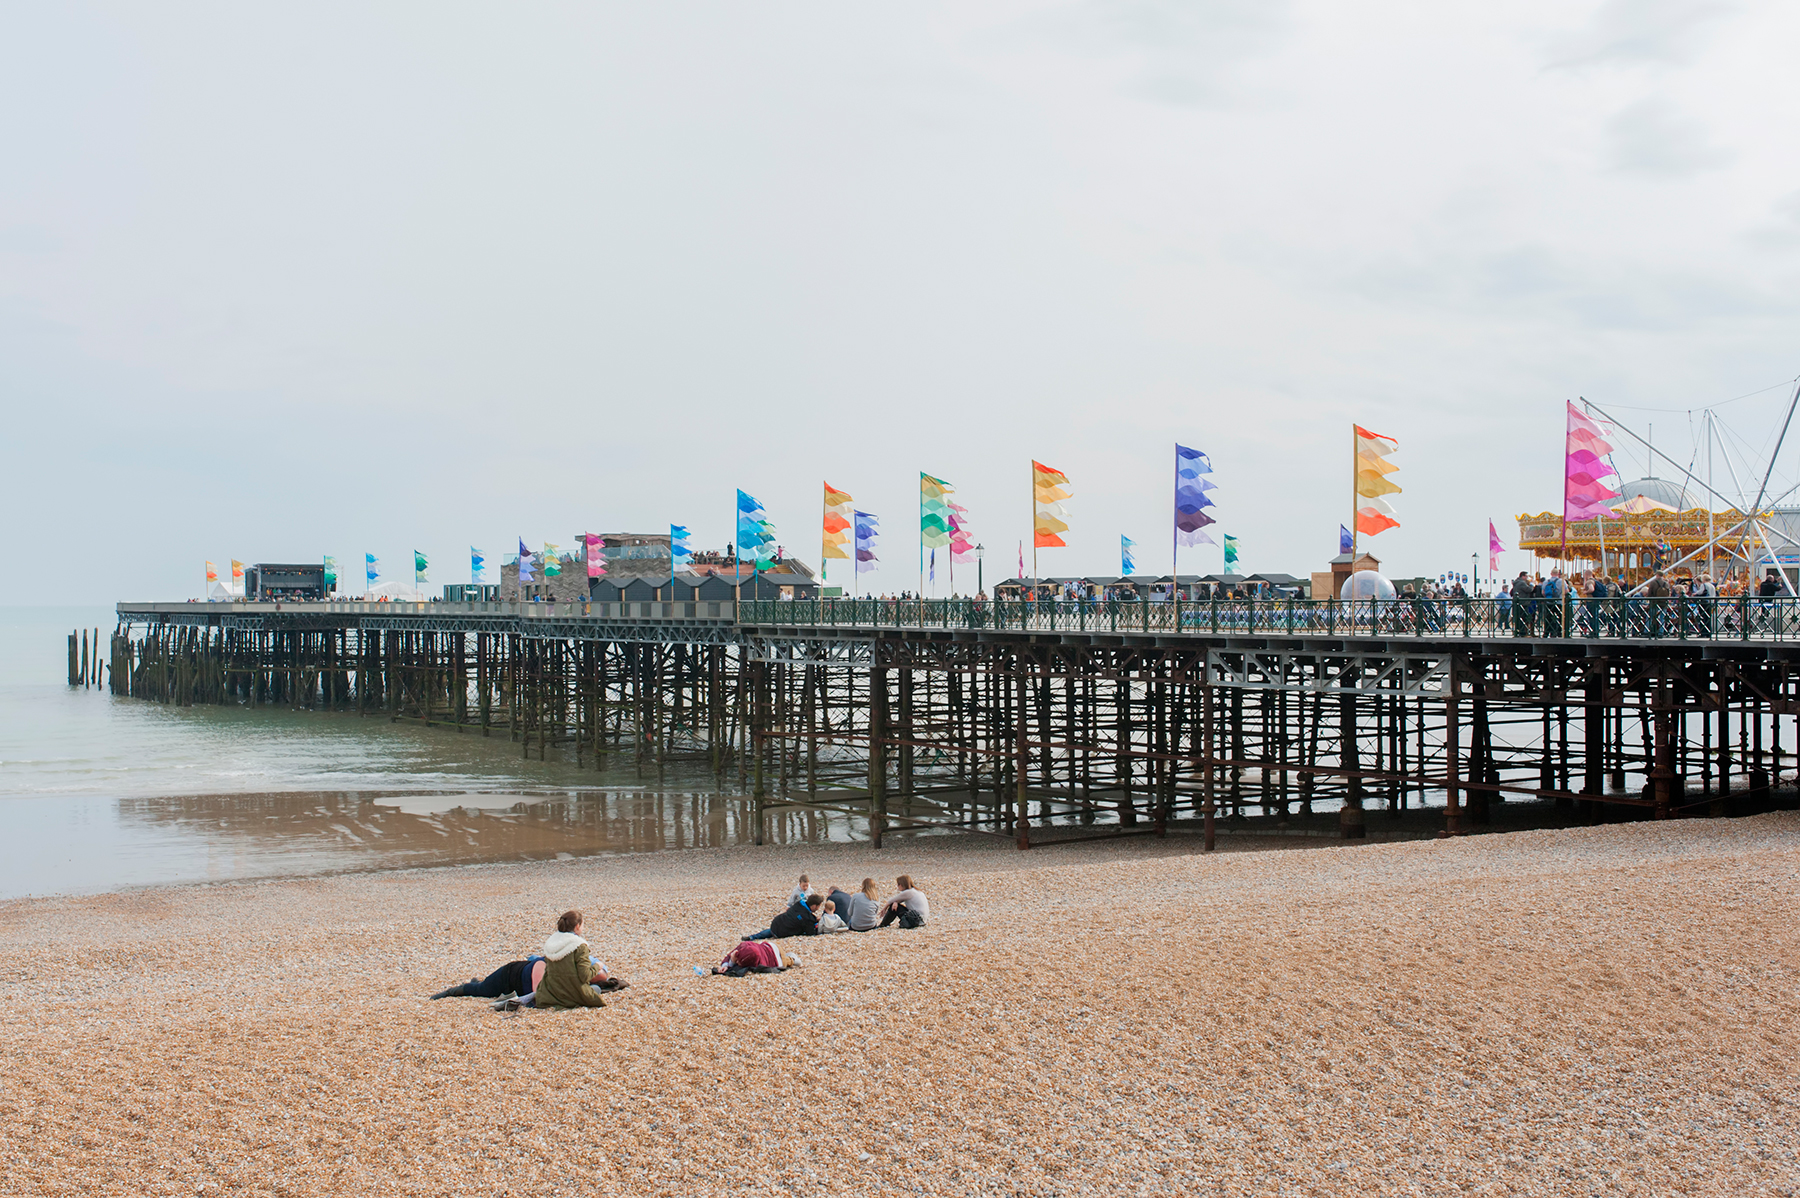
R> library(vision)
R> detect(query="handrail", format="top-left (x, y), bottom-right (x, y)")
top-left (737, 595), bottom-right (1800, 642)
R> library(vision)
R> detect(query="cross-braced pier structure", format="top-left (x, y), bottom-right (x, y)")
top-left (106, 595), bottom-right (1800, 847)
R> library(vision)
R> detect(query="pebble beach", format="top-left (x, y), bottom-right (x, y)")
top-left (3, 816), bottom-right (1798, 1197)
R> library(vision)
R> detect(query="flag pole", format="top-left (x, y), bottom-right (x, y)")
top-left (1171, 443), bottom-right (1179, 596)
top-left (918, 472), bottom-right (925, 599)
top-left (1030, 460), bottom-right (1038, 607)
top-left (1350, 423), bottom-right (1358, 562)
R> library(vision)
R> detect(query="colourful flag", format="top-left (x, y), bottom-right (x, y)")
top-left (1354, 425), bottom-right (1401, 536)
top-left (921, 473), bottom-right (954, 548)
top-left (854, 510), bottom-right (880, 562)
top-left (586, 534), bottom-right (607, 579)
top-left (470, 548), bottom-right (484, 582)
top-left (1488, 520), bottom-right (1506, 572)
top-left (1032, 461), bottom-right (1071, 548)
top-left (1223, 536), bottom-right (1239, 571)
top-left (542, 544), bottom-right (561, 577)
top-left (1338, 525), bottom-right (1353, 555)
top-left (1564, 402), bottom-right (1622, 521)
top-left (1017, 541), bottom-right (1024, 578)
top-left (737, 490), bottom-right (776, 571)
top-left (670, 525), bottom-right (690, 577)
top-left (365, 554), bottom-right (380, 586)
top-left (322, 556), bottom-right (337, 588)
top-left (205, 561), bottom-right (217, 586)
top-left (1174, 445), bottom-right (1217, 548)
top-left (1121, 536), bottom-right (1137, 576)
top-left (948, 501), bottom-right (976, 563)
top-left (230, 560), bottom-right (244, 588)
top-left (414, 551), bottom-right (428, 586)
top-left (822, 483), bottom-right (853, 575)
top-left (516, 538), bottom-right (534, 583)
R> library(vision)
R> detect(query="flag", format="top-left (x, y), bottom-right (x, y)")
top-left (1338, 525), bottom-right (1353, 555)
top-left (737, 489), bottom-right (776, 571)
top-left (822, 483), bottom-right (853, 573)
top-left (586, 533), bottom-right (608, 579)
top-left (670, 525), bottom-right (691, 572)
top-left (929, 547), bottom-right (936, 583)
top-left (854, 511), bottom-right (880, 563)
top-left (1033, 461), bottom-right (1071, 548)
top-left (921, 473), bottom-right (954, 548)
top-left (948, 501), bottom-right (976, 563)
top-left (1488, 520), bottom-right (1506, 572)
top-left (516, 538), bottom-right (534, 583)
top-left (1174, 445), bottom-right (1217, 547)
top-left (470, 548), bottom-right (484, 582)
top-left (542, 543), bottom-right (561, 577)
top-left (414, 551), bottom-right (428, 586)
top-left (1017, 541), bottom-right (1024, 578)
top-left (1564, 402), bottom-right (1622, 522)
top-left (205, 561), bottom-right (217, 586)
top-left (323, 556), bottom-right (337, 588)
top-left (366, 554), bottom-right (380, 586)
top-left (1223, 536), bottom-right (1239, 571)
top-left (230, 560), bottom-right (244, 587)
top-left (1121, 536), bottom-right (1137, 575)
top-left (1354, 425), bottom-right (1401, 535)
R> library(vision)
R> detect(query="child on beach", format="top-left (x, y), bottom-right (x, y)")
top-left (788, 874), bottom-right (815, 906)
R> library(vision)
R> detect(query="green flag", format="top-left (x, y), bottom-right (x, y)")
top-left (1223, 535), bottom-right (1239, 571)
top-left (414, 550), bottom-right (428, 585)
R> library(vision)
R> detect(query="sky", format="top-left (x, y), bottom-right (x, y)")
top-left (4, 0), bottom-right (1800, 601)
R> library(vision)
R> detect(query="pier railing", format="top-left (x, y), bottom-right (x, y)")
top-left (741, 595), bottom-right (1800, 641)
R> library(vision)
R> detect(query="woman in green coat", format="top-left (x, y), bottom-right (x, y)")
top-left (536, 909), bottom-right (620, 1009)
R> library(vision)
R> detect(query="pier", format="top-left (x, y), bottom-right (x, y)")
top-left (106, 594), bottom-right (1800, 847)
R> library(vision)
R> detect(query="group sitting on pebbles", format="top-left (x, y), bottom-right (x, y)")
top-left (429, 874), bottom-right (930, 1011)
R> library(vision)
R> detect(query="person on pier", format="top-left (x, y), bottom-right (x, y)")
top-left (877, 875), bottom-right (930, 929)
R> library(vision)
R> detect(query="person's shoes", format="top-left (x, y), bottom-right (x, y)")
top-left (430, 979), bottom-right (479, 1000)
top-left (596, 978), bottom-right (630, 992)
top-left (493, 997), bottom-right (524, 1012)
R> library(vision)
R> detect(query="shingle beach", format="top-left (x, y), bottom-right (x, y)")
top-left (3, 816), bottom-right (1797, 1196)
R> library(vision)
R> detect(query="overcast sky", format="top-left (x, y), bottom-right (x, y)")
top-left (5, 1), bottom-right (1800, 600)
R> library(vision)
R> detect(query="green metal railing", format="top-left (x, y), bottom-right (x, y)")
top-left (741, 595), bottom-right (1800, 642)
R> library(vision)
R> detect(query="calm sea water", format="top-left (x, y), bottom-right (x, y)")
top-left (0, 606), bottom-right (860, 900)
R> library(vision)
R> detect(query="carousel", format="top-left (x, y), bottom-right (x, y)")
top-left (1516, 476), bottom-right (1780, 586)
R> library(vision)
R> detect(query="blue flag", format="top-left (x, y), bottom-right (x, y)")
top-left (471, 547), bottom-right (485, 581)
top-left (517, 537), bottom-right (534, 583)
top-left (1339, 525), bottom-right (1354, 555)
top-left (365, 553), bottom-right (379, 586)
top-left (1121, 535), bottom-right (1137, 576)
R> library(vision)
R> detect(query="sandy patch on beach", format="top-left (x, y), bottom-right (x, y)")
top-left (2, 818), bottom-right (1797, 1196)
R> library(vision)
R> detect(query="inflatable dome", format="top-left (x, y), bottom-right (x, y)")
top-left (1339, 570), bottom-right (1396, 602)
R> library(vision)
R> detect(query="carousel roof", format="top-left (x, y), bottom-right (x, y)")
top-left (1613, 476), bottom-right (1694, 512)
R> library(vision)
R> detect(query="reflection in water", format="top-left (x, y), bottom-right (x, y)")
top-left (113, 786), bottom-right (872, 879)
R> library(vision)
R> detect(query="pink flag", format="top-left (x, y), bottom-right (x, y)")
top-left (585, 533), bottom-right (607, 579)
top-left (1488, 520), bottom-right (1505, 572)
top-left (1564, 402), bottom-right (1621, 521)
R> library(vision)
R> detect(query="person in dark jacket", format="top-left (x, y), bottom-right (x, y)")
top-left (745, 893), bottom-right (827, 940)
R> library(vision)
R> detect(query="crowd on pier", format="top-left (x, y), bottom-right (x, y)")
top-left (429, 874), bottom-right (931, 1010)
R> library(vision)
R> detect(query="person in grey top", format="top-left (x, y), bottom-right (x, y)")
top-left (827, 878), bottom-right (883, 932)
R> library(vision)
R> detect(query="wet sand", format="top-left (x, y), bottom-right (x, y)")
top-left (2, 817), bottom-right (1797, 1195)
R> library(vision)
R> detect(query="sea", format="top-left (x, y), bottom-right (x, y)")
top-left (0, 605), bottom-right (860, 900)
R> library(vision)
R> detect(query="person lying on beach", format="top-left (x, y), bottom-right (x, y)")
top-left (827, 878), bottom-right (883, 933)
top-left (878, 875), bottom-right (930, 929)
top-left (745, 893), bottom-right (829, 940)
top-left (429, 954), bottom-right (547, 1001)
top-left (535, 909), bottom-right (627, 1010)
top-left (708, 940), bottom-right (799, 976)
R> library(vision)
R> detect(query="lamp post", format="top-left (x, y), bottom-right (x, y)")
top-left (1470, 552), bottom-right (1478, 596)
top-left (975, 543), bottom-right (985, 596)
